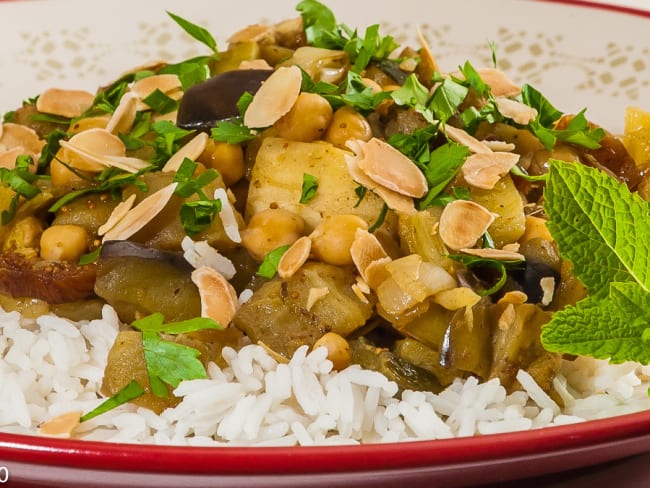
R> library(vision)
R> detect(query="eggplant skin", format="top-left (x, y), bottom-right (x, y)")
top-left (0, 252), bottom-right (96, 303)
top-left (176, 69), bottom-right (272, 131)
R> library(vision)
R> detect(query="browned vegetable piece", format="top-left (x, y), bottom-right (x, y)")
top-left (94, 241), bottom-right (201, 323)
top-left (489, 302), bottom-right (561, 392)
top-left (0, 252), bottom-right (96, 303)
top-left (393, 337), bottom-right (459, 387)
top-left (51, 193), bottom-right (120, 234)
top-left (232, 262), bottom-right (374, 358)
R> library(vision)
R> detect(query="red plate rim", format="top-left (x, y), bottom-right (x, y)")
top-left (0, 0), bottom-right (649, 478)
top-left (2, 408), bottom-right (650, 474)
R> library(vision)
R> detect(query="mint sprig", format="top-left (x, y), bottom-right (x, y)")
top-left (540, 160), bottom-right (650, 364)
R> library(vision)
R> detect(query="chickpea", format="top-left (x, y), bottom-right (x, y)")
top-left (272, 92), bottom-right (333, 142)
top-left (309, 214), bottom-right (368, 266)
top-left (324, 106), bottom-right (373, 149)
top-left (40, 224), bottom-right (90, 262)
top-left (198, 139), bottom-right (245, 186)
top-left (241, 208), bottom-right (305, 261)
top-left (50, 149), bottom-right (89, 187)
top-left (313, 332), bottom-right (351, 370)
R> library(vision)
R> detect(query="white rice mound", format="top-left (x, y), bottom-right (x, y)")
top-left (2, 305), bottom-right (650, 445)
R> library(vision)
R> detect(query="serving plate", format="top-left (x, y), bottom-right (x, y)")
top-left (1, 0), bottom-right (650, 486)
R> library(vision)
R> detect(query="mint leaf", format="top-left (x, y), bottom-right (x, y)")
top-left (541, 282), bottom-right (650, 364)
top-left (544, 160), bottom-right (650, 297)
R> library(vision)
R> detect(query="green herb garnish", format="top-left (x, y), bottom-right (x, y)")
top-left (166, 11), bottom-right (219, 57)
top-left (80, 380), bottom-right (145, 422)
top-left (540, 160), bottom-right (650, 364)
top-left (257, 245), bottom-right (291, 279)
top-left (300, 173), bottom-right (319, 203)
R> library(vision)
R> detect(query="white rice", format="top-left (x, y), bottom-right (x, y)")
top-left (2, 304), bottom-right (650, 445)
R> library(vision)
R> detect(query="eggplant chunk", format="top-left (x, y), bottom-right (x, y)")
top-left (94, 241), bottom-right (201, 323)
top-left (232, 262), bottom-right (374, 357)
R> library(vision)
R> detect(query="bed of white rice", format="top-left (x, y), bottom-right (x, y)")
top-left (1, 304), bottom-right (650, 446)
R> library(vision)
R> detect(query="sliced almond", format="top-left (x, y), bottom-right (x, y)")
top-left (417, 28), bottom-right (439, 81)
top-left (497, 303), bottom-right (516, 330)
top-left (348, 138), bottom-right (427, 198)
top-left (364, 256), bottom-right (392, 290)
top-left (131, 74), bottom-right (182, 100)
top-left (476, 68), bottom-right (521, 97)
top-left (495, 97), bottom-right (538, 125)
top-left (162, 132), bottom-right (209, 173)
top-left (0, 147), bottom-right (26, 169)
top-left (433, 287), bottom-right (481, 310)
top-left (181, 236), bottom-right (237, 280)
top-left (98, 193), bottom-right (137, 236)
top-left (498, 290), bottom-right (528, 305)
top-left (228, 23), bottom-right (275, 44)
top-left (39, 411), bottom-right (82, 438)
top-left (0, 123), bottom-right (45, 157)
top-left (306, 286), bottom-right (330, 311)
top-left (277, 236), bottom-right (311, 279)
top-left (481, 140), bottom-right (516, 152)
top-left (243, 65), bottom-right (302, 128)
top-left (102, 182), bottom-right (177, 242)
top-left (444, 125), bottom-right (492, 154)
top-left (214, 187), bottom-right (242, 244)
top-left (461, 151), bottom-right (520, 190)
top-left (36, 88), bottom-right (94, 118)
top-left (191, 266), bottom-right (238, 327)
top-left (459, 247), bottom-right (525, 261)
top-left (438, 200), bottom-right (496, 250)
top-left (105, 91), bottom-right (139, 134)
top-left (60, 138), bottom-right (150, 173)
top-left (345, 147), bottom-right (417, 215)
top-left (351, 283), bottom-right (370, 304)
top-left (350, 228), bottom-right (389, 282)
top-left (540, 276), bottom-right (556, 306)
top-left (61, 128), bottom-right (126, 171)
top-left (239, 59), bottom-right (273, 70)
top-left (258, 341), bottom-right (289, 364)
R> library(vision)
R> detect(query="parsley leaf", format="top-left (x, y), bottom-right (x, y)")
top-left (258, 245), bottom-right (291, 279)
top-left (417, 142), bottom-right (471, 208)
top-left (391, 74), bottom-right (434, 123)
top-left (166, 12), bottom-right (219, 57)
top-left (142, 88), bottom-right (178, 114)
top-left (132, 312), bottom-right (222, 334)
top-left (300, 173), bottom-right (319, 203)
top-left (211, 118), bottom-right (256, 144)
top-left (80, 380), bottom-right (145, 422)
top-left (429, 78), bottom-right (469, 124)
top-left (540, 160), bottom-right (650, 363)
top-left (449, 254), bottom-right (523, 296)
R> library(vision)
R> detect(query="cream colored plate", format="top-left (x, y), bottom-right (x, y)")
top-left (0, 0), bottom-right (648, 132)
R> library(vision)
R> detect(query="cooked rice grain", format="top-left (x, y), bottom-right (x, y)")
top-left (1, 305), bottom-right (650, 445)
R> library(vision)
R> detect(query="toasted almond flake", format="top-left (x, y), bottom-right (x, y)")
top-left (355, 275), bottom-right (371, 294)
top-left (481, 140), bottom-right (516, 152)
top-left (0, 123), bottom-right (45, 156)
top-left (502, 242), bottom-right (521, 252)
top-left (540, 276), bottom-right (556, 306)
top-left (214, 188), bottom-right (242, 244)
top-left (228, 23), bottom-right (274, 44)
top-left (105, 91), bottom-right (139, 134)
top-left (344, 148), bottom-right (417, 215)
top-left (181, 236), bottom-right (237, 280)
top-left (60, 139), bottom-right (149, 173)
top-left (364, 256), bottom-right (392, 290)
top-left (433, 287), bottom-right (481, 310)
top-left (191, 266), bottom-right (238, 327)
top-left (495, 97), bottom-right (538, 125)
top-left (459, 247), bottom-right (526, 261)
top-left (278, 236), bottom-right (311, 279)
top-left (306, 286), bottom-right (330, 311)
top-left (417, 28), bottom-right (439, 80)
top-left (239, 288), bottom-right (254, 305)
top-left (350, 228), bottom-right (389, 281)
top-left (498, 303), bottom-right (516, 330)
top-left (162, 132), bottom-right (209, 173)
top-left (39, 411), bottom-right (82, 438)
top-left (439, 200), bottom-right (496, 251)
top-left (498, 290), bottom-right (528, 305)
top-left (361, 77), bottom-right (382, 94)
top-left (60, 128), bottom-right (127, 171)
top-left (0, 147), bottom-right (26, 169)
top-left (476, 68), bottom-right (521, 97)
top-left (239, 59), bottom-right (273, 70)
top-left (98, 193), bottom-right (137, 236)
top-left (243, 65), bottom-right (302, 128)
top-left (348, 138), bottom-right (427, 198)
top-left (351, 283), bottom-right (370, 304)
top-left (100, 154), bottom-right (152, 173)
top-left (153, 110), bottom-right (178, 124)
top-left (131, 74), bottom-right (182, 100)
top-left (444, 125), bottom-right (492, 154)
top-left (461, 151), bottom-right (520, 190)
top-left (102, 182), bottom-right (177, 242)
top-left (36, 88), bottom-right (94, 118)
top-left (258, 341), bottom-right (289, 364)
